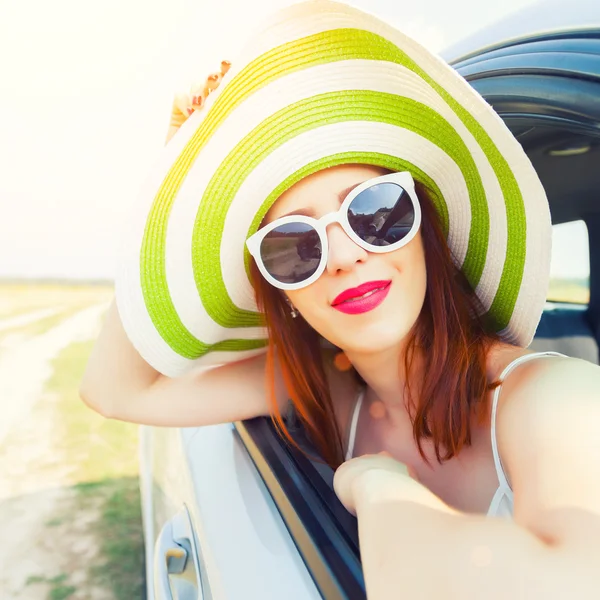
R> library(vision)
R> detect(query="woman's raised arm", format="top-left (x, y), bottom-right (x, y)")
top-left (79, 299), bottom-right (286, 426)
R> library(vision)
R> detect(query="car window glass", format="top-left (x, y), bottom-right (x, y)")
top-left (547, 220), bottom-right (590, 304)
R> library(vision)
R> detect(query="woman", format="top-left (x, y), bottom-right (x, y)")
top-left (81, 1), bottom-right (600, 596)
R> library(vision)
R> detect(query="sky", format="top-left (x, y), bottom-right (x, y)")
top-left (0, 0), bottom-right (590, 281)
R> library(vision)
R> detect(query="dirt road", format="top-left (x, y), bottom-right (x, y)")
top-left (0, 289), bottom-right (144, 600)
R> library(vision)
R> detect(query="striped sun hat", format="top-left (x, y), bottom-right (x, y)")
top-left (116, 0), bottom-right (552, 377)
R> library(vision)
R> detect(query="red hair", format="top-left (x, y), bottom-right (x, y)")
top-left (251, 180), bottom-right (501, 469)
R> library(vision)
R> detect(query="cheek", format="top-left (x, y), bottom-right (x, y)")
top-left (411, 240), bottom-right (427, 293)
top-left (390, 236), bottom-right (427, 304)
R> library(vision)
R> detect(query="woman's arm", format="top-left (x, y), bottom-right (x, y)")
top-left (79, 300), bottom-right (287, 426)
top-left (334, 454), bottom-right (600, 600)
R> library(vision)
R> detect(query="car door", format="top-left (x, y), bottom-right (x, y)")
top-left (140, 423), bottom-right (324, 600)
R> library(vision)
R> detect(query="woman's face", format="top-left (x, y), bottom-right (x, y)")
top-left (263, 164), bottom-right (428, 355)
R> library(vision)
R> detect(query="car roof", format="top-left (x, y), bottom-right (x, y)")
top-left (442, 0), bottom-right (600, 63)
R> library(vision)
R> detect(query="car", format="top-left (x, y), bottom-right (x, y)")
top-left (140, 3), bottom-right (600, 598)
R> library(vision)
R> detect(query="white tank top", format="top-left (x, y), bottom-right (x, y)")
top-left (344, 351), bottom-right (566, 518)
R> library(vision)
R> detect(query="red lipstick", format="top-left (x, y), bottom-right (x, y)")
top-left (331, 280), bottom-right (392, 315)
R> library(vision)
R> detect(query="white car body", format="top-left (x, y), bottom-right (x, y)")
top-left (139, 424), bottom-right (321, 599)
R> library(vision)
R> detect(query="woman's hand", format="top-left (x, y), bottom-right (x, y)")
top-left (334, 453), bottom-right (450, 515)
top-left (165, 59), bottom-right (231, 144)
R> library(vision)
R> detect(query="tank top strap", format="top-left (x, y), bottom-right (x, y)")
top-left (345, 387), bottom-right (366, 461)
top-left (490, 351), bottom-right (566, 490)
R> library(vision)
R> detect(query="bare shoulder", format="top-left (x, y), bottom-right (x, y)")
top-left (501, 353), bottom-right (599, 415)
top-left (483, 341), bottom-right (598, 432)
top-left (489, 342), bottom-right (600, 404)
top-left (490, 344), bottom-right (600, 450)
top-left (488, 344), bottom-right (600, 491)
top-left (491, 351), bottom-right (600, 527)
top-left (484, 340), bottom-right (595, 388)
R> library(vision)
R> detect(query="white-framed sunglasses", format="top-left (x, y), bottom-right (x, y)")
top-left (246, 171), bottom-right (422, 291)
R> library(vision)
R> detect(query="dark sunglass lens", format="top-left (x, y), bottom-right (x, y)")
top-left (347, 183), bottom-right (415, 247)
top-left (260, 222), bottom-right (322, 284)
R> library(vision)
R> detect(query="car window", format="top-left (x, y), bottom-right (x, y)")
top-left (547, 220), bottom-right (590, 304)
top-left (236, 418), bottom-right (366, 599)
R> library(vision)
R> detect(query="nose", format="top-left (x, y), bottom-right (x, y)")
top-left (325, 223), bottom-right (368, 275)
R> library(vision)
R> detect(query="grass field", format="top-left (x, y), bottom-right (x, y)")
top-left (0, 282), bottom-right (145, 600)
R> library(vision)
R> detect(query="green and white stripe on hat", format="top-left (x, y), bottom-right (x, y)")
top-left (116, 0), bottom-right (551, 377)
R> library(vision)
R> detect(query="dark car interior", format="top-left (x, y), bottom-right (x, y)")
top-left (459, 33), bottom-right (600, 365)
top-left (236, 29), bottom-right (600, 600)
top-left (518, 123), bottom-right (599, 364)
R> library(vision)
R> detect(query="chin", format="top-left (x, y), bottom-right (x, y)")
top-left (332, 319), bottom-right (414, 356)
top-left (304, 294), bottom-right (422, 354)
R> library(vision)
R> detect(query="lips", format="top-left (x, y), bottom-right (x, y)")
top-left (332, 280), bottom-right (392, 306)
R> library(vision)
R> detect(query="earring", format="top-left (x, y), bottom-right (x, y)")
top-left (285, 298), bottom-right (299, 319)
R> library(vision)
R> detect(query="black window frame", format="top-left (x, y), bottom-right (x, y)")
top-left (234, 418), bottom-right (366, 600)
